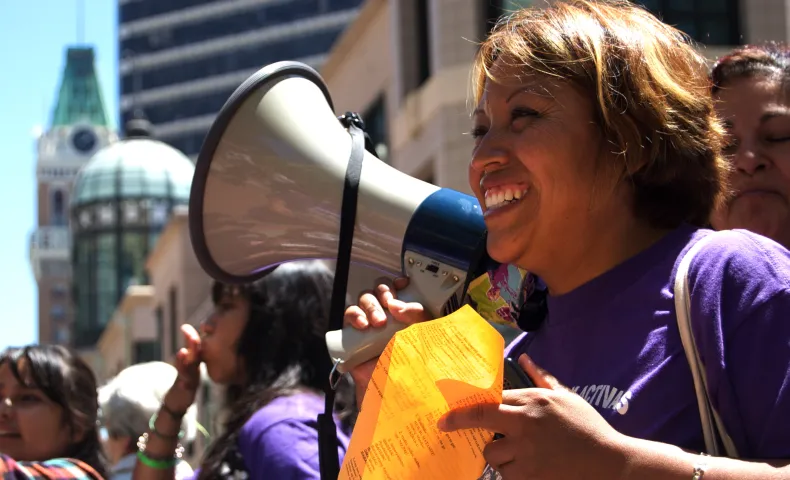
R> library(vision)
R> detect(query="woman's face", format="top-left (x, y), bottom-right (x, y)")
top-left (712, 75), bottom-right (790, 247)
top-left (0, 363), bottom-right (78, 461)
top-left (468, 60), bottom-right (634, 289)
top-left (199, 291), bottom-right (249, 385)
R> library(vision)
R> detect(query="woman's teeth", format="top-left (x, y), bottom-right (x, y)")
top-left (484, 187), bottom-right (528, 210)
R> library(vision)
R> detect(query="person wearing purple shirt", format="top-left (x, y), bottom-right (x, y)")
top-left (132, 261), bottom-right (355, 480)
top-left (342, 2), bottom-right (789, 479)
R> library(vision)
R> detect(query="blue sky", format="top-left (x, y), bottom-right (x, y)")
top-left (0, 2), bottom-right (117, 351)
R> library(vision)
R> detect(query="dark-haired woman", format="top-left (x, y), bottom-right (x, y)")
top-left (133, 260), bottom-right (355, 480)
top-left (711, 42), bottom-right (790, 249)
top-left (0, 344), bottom-right (108, 479)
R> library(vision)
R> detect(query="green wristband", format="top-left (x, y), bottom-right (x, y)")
top-left (136, 450), bottom-right (177, 469)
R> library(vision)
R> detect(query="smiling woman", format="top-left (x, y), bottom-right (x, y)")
top-left (711, 43), bottom-right (790, 248)
top-left (342, 1), bottom-right (790, 479)
top-left (0, 345), bottom-right (107, 479)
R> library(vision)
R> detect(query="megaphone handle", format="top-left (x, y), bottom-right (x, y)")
top-left (324, 283), bottom-right (428, 374)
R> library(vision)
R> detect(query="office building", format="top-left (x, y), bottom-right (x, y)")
top-left (118, 0), bottom-right (365, 159)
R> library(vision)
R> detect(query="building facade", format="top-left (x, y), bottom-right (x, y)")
top-left (117, 0), bottom-right (365, 159)
top-left (29, 47), bottom-right (117, 346)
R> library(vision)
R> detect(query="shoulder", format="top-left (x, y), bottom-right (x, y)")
top-left (237, 394), bottom-right (337, 477)
top-left (0, 455), bottom-right (103, 480)
top-left (684, 229), bottom-right (790, 329)
top-left (686, 228), bottom-right (790, 289)
top-left (679, 229), bottom-right (790, 457)
top-left (240, 393), bottom-right (324, 438)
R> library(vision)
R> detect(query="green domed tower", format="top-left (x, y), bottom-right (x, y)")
top-left (70, 119), bottom-right (194, 346)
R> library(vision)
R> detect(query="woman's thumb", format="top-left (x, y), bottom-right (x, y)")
top-left (387, 298), bottom-right (431, 324)
top-left (517, 353), bottom-right (568, 391)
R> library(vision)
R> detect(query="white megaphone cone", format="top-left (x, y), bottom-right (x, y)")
top-left (189, 61), bottom-right (497, 373)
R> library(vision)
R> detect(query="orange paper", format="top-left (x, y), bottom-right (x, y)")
top-left (339, 305), bottom-right (505, 480)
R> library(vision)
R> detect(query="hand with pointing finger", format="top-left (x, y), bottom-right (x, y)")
top-left (343, 277), bottom-right (431, 406)
top-left (163, 324), bottom-right (203, 414)
top-left (438, 354), bottom-right (629, 480)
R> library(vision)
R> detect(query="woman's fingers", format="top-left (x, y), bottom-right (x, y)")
top-left (359, 291), bottom-right (388, 327)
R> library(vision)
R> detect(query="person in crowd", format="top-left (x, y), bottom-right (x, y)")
top-left (132, 260), bottom-right (356, 480)
top-left (0, 344), bottom-right (108, 479)
top-left (710, 42), bottom-right (790, 248)
top-left (98, 362), bottom-right (197, 480)
top-left (344, 1), bottom-right (790, 479)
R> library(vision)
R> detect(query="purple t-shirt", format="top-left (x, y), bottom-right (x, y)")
top-left (189, 393), bottom-right (351, 480)
top-left (505, 225), bottom-right (790, 458)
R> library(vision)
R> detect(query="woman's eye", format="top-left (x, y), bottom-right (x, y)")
top-left (14, 395), bottom-right (41, 405)
top-left (510, 108), bottom-right (539, 121)
top-left (469, 127), bottom-right (488, 140)
top-left (766, 135), bottom-right (790, 143)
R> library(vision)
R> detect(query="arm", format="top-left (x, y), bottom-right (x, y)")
top-left (625, 231), bottom-right (790, 478)
top-left (238, 419), bottom-right (332, 480)
top-left (621, 438), bottom-right (790, 479)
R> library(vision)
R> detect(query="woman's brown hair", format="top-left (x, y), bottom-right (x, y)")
top-left (0, 345), bottom-right (108, 478)
top-left (711, 42), bottom-right (790, 94)
top-left (472, 0), bottom-right (729, 228)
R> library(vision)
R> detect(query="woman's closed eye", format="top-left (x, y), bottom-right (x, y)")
top-left (510, 107), bottom-right (540, 122)
top-left (765, 134), bottom-right (790, 143)
top-left (469, 108), bottom-right (541, 140)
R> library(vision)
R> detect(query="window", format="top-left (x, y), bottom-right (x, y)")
top-left (156, 305), bottom-right (164, 359)
top-left (396, 0), bottom-right (433, 100)
top-left (414, 0), bottom-right (431, 89)
top-left (636, 0), bottom-right (740, 45)
top-left (53, 326), bottom-right (70, 345)
top-left (120, 0), bottom-right (353, 55)
top-left (362, 96), bottom-right (388, 163)
top-left (169, 287), bottom-right (178, 357)
top-left (51, 284), bottom-right (68, 299)
top-left (120, 27), bottom-right (346, 94)
top-left (51, 190), bottom-right (66, 226)
top-left (481, 0), bottom-right (533, 37)
top-left (96, 234), bottom-right (118, 327)
top-left (50, 305), bottom-right (66, 321)
top-left (134, 341), bottom-right (161, 363)
top-left (121, 233), bottom-right (148, 289)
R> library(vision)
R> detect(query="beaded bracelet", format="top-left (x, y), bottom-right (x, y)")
top-left (136, 432), bottom-right (185, 470)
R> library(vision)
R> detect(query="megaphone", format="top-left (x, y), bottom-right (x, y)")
top-left (189, 61), bottom-right (497, 373)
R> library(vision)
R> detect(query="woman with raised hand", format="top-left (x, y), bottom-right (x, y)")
top-left (132, 261), bottom-right (356, 480)
top-left (344, 1), bottom-right (790, 479)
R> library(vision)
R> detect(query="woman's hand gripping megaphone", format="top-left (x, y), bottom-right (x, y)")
top-left (343, 277), bottom-right (431, 405)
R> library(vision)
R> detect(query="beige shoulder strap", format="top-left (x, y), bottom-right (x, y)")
top-left (674, 233), bottom-right (740, 458)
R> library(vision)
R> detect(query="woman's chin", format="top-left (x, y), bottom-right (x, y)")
top-left (486, 237), bottom-right (525, 266)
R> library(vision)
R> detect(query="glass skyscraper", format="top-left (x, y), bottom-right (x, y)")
top-left (118, 0), bottom-right (364, 159)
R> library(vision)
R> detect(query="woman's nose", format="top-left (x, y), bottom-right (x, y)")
top-left (0, 398), bottom-right (13, 418)
top-left (469, 133), bottom-right (509, 173)
top-left (199, 316), bottom-right (215, 336)
top-left (733, 146), bottom-right (770, 176)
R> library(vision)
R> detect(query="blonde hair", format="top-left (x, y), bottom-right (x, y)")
top-left (472, 0), bottom-right (729, 227)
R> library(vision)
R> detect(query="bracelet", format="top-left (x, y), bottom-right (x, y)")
top-left (136, 432), bottom-right (185, 470)
top-left (136, 450), bottom-right (178, 469)
top-left (161, 402), bottom-right (187, 420)
top-left (148, 412), bottom-right (185, 440)
top-left (692, 453), bottom-right (710, 480)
